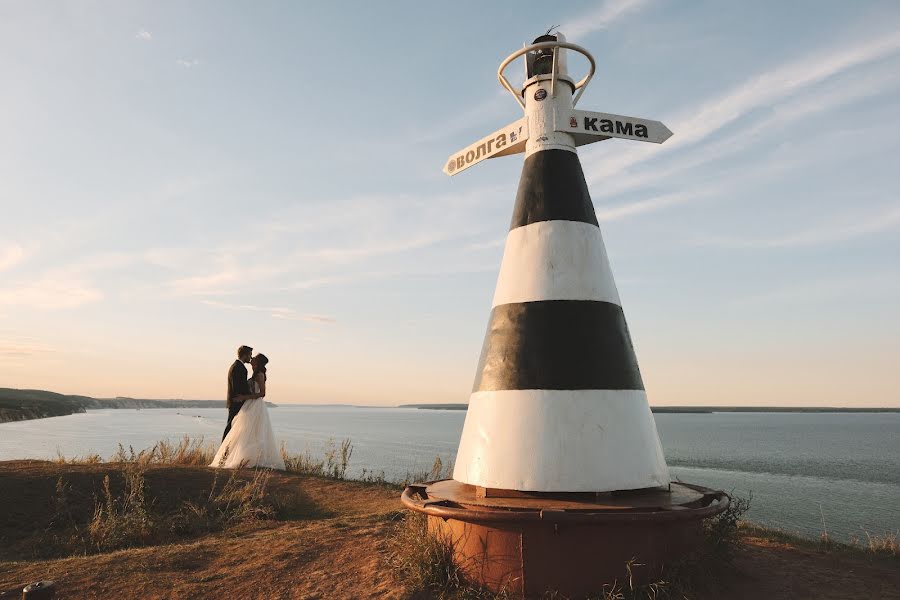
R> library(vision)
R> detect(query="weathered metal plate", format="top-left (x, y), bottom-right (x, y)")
top-left (425, 479), bottom-right (705, 511)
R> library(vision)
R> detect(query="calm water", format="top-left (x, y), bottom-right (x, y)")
top-left (1, 407), bottom-right (897, 542)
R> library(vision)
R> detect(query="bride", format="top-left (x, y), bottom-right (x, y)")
top-left (210, 353), bottom-right (285, 470)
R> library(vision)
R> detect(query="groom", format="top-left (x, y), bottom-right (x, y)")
top-left (224, 345), bottom-right (259, 440)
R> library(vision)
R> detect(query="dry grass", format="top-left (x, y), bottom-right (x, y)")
top-left (172, 467), bottom-right (274, 534)
top-left (87, 463), bottom-right (155, 552)
top-left (384, 493), bottom-right (756, 600)
top-left (54, 436), bottom-right (218, 467)
top-left (4, 458), bottom-right (900, 600)
top-left (857, 530), bottom-right (899, 557)
top-left (384, 512), bottom-right (508, 600)
top-left (55, 449), bottom-right (103, 464)
top-left (110, 436), bottom-right (217, 466)
top-left (35, 461), bottom-right (281, 558)
top-left (280, 438), bottom-right (354, 479)
top-left (0, 460), bottom-right (406, 599)
top-left (739, 522), bottom-right (900, 560)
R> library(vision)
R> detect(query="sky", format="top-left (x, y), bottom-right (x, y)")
top-left (1, 1), bottom-right (898, 407)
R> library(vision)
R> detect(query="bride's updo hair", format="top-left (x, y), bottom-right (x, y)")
top-left (253, 353), bottom-right (269, 373)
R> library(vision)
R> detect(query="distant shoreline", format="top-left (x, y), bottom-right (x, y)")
top-left (0, 388), bottom-right (275, 424)
top-left (2, 388), bottom-right (898, 424)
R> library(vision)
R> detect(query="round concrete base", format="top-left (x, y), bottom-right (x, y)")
top-left (401, 480), bottom-right (728, 598)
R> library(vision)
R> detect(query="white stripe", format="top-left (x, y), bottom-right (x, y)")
top-left (492, 220), bottom-right (621, 308)
top-left (453, 389), bottom-right (669, 492)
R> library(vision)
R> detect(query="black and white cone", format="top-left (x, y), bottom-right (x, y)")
top-left (453, 44), bottom-right (669, 493)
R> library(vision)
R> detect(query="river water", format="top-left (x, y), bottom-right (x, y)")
top-left (1, 407), bottom-right (897, 542)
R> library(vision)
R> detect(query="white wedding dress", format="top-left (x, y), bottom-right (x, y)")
top-left (210, 377), bottom-right (285, 470)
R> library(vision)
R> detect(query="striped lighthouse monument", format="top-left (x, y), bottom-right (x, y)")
top-left (403, 32), bottom-right (728, 597)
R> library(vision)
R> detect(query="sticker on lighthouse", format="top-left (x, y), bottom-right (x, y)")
top-left (534, 88), bottom-right (547, 101)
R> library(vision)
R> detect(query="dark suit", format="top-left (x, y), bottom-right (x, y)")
top-left (223, 359), bottom-right (250, 440)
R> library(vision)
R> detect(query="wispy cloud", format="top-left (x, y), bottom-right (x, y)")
top-left (200, 300), bottom-right (335, 324)
top-left (169, 261), bottom-right (282, 296)
top-left (281, 276), bottom-right (352, 291)
top-left (0, 277), bottom-right (102, 310)
top-left (585, 29), bottom-right (900, 186)
top-left (734, 272), bottom-right (900, 308)
top-left (586, 58), bottom-right (900, 203)
top-left (300, 232), bottom-right (451, 264)
top-left (464, 238), bottom-right (505, 251)
top-left (176, 58), bottom-right (201, 68)
top-left (0, 336), bottom-right (55, 358)
top-left (0, 243), bottom-right (25, 272)
top-left (135, 29), bottom-right (153, 41)
top-left (596, 191), bottom-right (697, 222)
top-left (560, 0), bottom-right (652, 41)
top-left (409, 0), bottom-right (653, 147)
top-left (694, 204), bottom-right (900, 249)
top-left (171, 269), bottom-right (240, 296)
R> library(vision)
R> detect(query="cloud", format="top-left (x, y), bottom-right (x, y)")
top-left (584, 28), bottom-right (900, 186)
top-left (0, 277), bottom-right (102, 310)
top-left (585, 58), bottom-right (900, 203)
top-left (281, 276), bottom-right (351, 291)
top-left (200, 300), bottom-right (336, 324)
top-left (0, 243), bottom-right (25, 272)
top-left (168, 254), bottom-right (286, 296)
top-left (734, 272), bottom-right (900, 308)
top-left (300, 232), bottom-right (451, 264)
top-left (0, 338), bottom-right (55, 358)
top-left (675, 30), bottom-right (900, 151)
top-left (694, 204), bottom-right (900, 249)
top-left (171, 269), bottom-right (240, 296)
top-left (464, 238), bottom-right (505, 251)
top-left (560, 0), bottom-right (652, 41)
top-left (176, 58), bottom-right (201, 68)
top-left (405, 0), bottom-right (653, 147)
top-left (596, 191), bottom-right (696, 222)
top-left (135, 30), bottom-right (153, 41)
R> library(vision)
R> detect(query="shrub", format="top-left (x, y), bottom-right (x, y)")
top-left (173, 467), bottom-right (274, 534)
top-left (87, 463), bottom-right (155, 552)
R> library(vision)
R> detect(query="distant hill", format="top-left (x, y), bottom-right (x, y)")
top-left (0, 388), bottom-right (226, 424)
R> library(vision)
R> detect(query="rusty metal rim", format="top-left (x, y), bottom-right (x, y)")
top-left (401, 481), bottom-right (730, 524)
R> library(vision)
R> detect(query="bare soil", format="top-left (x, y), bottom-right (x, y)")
top-left (1, 461), bottom-right (897, 599)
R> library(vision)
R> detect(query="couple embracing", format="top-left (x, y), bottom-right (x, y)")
top-left (210, 345), bottom-right (285, 470)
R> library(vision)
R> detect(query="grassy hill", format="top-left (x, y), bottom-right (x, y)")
top-left (0, 455), bottom-right (896, 599)
top-left (0, 388), bottom-right (91, 423)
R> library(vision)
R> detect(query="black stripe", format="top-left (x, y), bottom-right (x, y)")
top-left (473, 300), bottom-right (644, 392)
top-left (510, 149), bottom-right (599, 230)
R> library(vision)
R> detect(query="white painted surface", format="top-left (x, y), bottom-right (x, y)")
top-left (498, 36), bottom-right (595, 109)
top-left (523, 77), bottom-right (577, 158)
top-left (453, 389), bottom-right (670, 492)
top-left (492, 220), bottom-right (621, 308)
top-left (565, 109), bottom-right (674, 145)
top-left (443, 118), bottom-right (528, 176)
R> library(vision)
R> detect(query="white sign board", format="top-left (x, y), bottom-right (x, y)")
top-left (562, 110), bottom-right (673, 145)
top-left (444, 118), bottom-right (528, 176)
